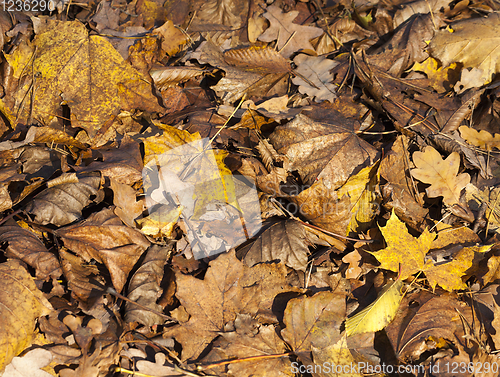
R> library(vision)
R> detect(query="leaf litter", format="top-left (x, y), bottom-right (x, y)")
top-left (1, 0), bottom-right (500, 376)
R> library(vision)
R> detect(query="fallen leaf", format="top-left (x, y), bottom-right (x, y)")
top-left (292, 54), bottom-right (339, 102)
top-left (370, 211), bottom-right (490, 290)
top-left (410, 146), bottom-right (470, 206)
top-left (4, 19), bottom-right (162, 139)
top-left (24, 172), bottom-right (102, 227)
top-left (125, 244), bottom-right (171, 327)
top-left (345, 279), bottom-right (403, 337)
top-left (429, 12), bottom-right (500, 87)
top-left (2, 348), bottom-right (53, 377)
top-left (0, 260), bottom-right (53, 372)
top-left (150, 66), bottom-right (208, 90)
top-left (459, 125), bottom-right (500, 151)
top-left (311, 336), bottom-right (364, 377)
top-left (238, 220), bottom-right (312, 271)
top-left (56, 207), bottom-right (150, 292)
top-left (0, 223), bottom-right (62, 280)
top-left (258, 5), bottom-right (324, 58)
top-left (281, 291), bottom-right (346, 352)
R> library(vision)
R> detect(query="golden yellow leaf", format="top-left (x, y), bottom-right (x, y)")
top-left (0, 260), bottom-right (53, 372)
top-left (345, 279), bottom-right (403, 337)
top-left (411, 57), bottom-right (460, 93)
top-left (5, 19), bottom-right (162, 138)
top-left (338, 161), bottom-right (380, 235)
top-left (411, 146), bottom-right (470, 206)
top-left (459, 126), bottom-right (500, 151)
top-left (371, 211), bottom-right (435, 280)
top-left (371, 211), bottom-right (489, 291)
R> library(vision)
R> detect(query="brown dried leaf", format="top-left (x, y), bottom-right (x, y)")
top-left (24, 172), bottom-right (101, 227)
top-left (269, 114), bottom-right (377, 188)
top-left (150, 66), bottom-right (208, 91)
top-left (125, 244), bottom-right (172, 327)
top-left (223, 45), bottom-right (291, 74)
top-left (238, 220), bottom-right (312, 271)
top-left (0, 223), bottom-right (62, 280)
top-left (110, 178), bottom-right (145, 228)
top-left (56, 207), bottom-right (150, 293)
top-left (281, 291), bottom-right (346, 353)
top-left (459, 125), bottom-right (500, 151)
top-left (258, 5), bottom-right (323, 58)
top-left (430, 13), bottom-right (500, 87)
top-left (411, 146), bottom-right (470, 206)
top-left (292, 54), bottom-right (338, 102)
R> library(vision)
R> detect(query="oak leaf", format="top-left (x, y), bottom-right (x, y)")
top-left (459, 126), bottom-right (500, 151)
top-left (410, 146), bottom-right (470, 206)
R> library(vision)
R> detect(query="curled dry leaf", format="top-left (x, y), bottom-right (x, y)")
top-left (0, 223), bottom-right (62, 280)
top-left (125, 244), bottom-right (172, 327)
top-left (56, 207), bottom-right (150, 293)
top-left (345, 279), bottom-right (403, 337)
top-left (24, 172), bottom-right (102, 227)
top-left (0, 259), bottom-right (53, 372)
top-left (410, 146), bottom-right (470, 206)
top-left (150, 66), bottom-right (208, 91)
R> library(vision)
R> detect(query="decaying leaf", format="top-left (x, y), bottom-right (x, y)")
top-left (0, 260), bottom-right (53, 372)
top-left (345, 279), bottom-right (403, 337)
top-left (150, 66), bottom-right (208, 90)
top-left (238, 220), bottom-right (312, 271)
top-left (4, 19), bottom-right (162, 138)
top-left (24, 172), bottom-right (102, 227)
top-left (411, 146), bottom-right (470, 206)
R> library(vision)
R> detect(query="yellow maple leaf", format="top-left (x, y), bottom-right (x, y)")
top-left (410, 146), bottom-right (470, 206)
top-left (370, 211), bottom-right (490, 291)
top-left (459, 126), bottom-right (500, 151)
top-left (412, 57), bottom-right (460, 93)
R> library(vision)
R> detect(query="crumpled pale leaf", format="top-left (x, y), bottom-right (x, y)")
top-left (258, 5), bottom-right (323, 58)
top-left (292, 54), bottom-right (339, 102)
top-left (410, 146), bottom-right (470, 206)
top-left (429, 12), bottom-right (500, 87)
top-left (345, 279), bottom-right (403, 337)
top-left (4, 19), bottom-right (162, 138)
top-left (24, 172), bottom-right (101, 227)
top-left (150, 66), bottom-right (208, 90)
top-left (1, 348), bottom-right (54, 377)
top-left (0, 260), bottom-right (53, 372)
